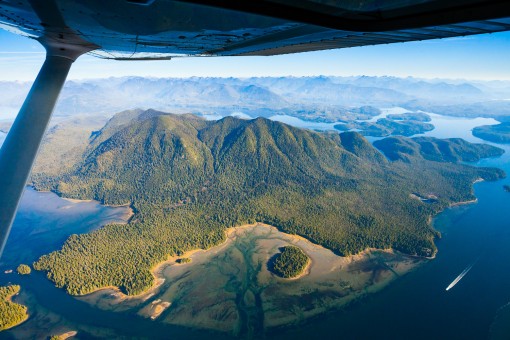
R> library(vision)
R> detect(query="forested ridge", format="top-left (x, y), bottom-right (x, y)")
top-left (374, 136), bottom-right (505, 163)
top-left (32, 110), bottom-right (505, 296)
top-left (472, 122), bottom-right (510, 144)
top-left (334, 117), bottom-right (434, 137)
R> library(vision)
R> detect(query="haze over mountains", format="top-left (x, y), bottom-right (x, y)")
top-left (2, 76), bottom-right (510, 122)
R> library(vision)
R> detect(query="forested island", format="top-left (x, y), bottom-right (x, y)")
top-left (271, 246), bottom-right (310, 278)
top-left (335, 118), bottom-right (434, 137)
top-left (472, 123), bottom-right (510, 144)
top-left (31, 110), bottom-right (505, 296)
top-left (386, 112), bottom-right (432, 122)
top-left (0, 285), bottom-right (28, 331)
top-left (16, 264), bottom-right (31, 275)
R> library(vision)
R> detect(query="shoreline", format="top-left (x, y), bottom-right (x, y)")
top-left (159, 224), bottom-right (424, 331)
top-left (78, 223), bottom-right (419, 299)
top-left (449, 198), bottom-right (478, 207)
top-left (2, 290), bottom-right (29, 331)
top-left (27, 185), bottom-right (135, 224)
top-left (34, 174), bottom-right (487, 299)
top-left (448, 178), bottom-right (484, 207)
top-left (426, 177), bottom-right (486, 259)
top-left (70, 223), bottom-right (426, 333)
top-left (78, 224), bottom-right (257, 299)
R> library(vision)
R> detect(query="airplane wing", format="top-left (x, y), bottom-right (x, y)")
top-left (0, 0), bottom-right (510, 256)
top-left (0, 0), bottom-right (509, 59)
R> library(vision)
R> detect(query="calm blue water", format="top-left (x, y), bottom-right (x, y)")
top-left (0, 131), bottom-right (6, 148)
top-left (268, 115), bottom-right (339, 130)
top-left (1, 114), bottom-right (510, 339)
top-left (0, 188), bottom-right (133, 267)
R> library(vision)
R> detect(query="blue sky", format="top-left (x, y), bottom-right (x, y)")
top-left (1, 28), bottom-right (510, 81)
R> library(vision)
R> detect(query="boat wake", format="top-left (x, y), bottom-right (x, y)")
top-left (446, 258), bottom-right (479, 291)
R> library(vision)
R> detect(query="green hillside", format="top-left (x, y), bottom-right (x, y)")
top-left (33, 111), bottom-right (505, 296)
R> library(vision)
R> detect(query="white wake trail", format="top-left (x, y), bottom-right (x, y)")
top-left (446, 258), bottom-right (479, 291)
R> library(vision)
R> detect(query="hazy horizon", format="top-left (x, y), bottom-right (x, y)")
top-left (3, 74), bottom-right (510, 83)
top-left (2, 28), bottom-right (510, 82)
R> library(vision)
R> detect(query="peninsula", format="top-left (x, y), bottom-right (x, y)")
top-left (472, 122), bottom-right (510, 144)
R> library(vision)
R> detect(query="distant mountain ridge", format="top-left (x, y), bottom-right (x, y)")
top-left (3, 76), bottom-right (510, 121)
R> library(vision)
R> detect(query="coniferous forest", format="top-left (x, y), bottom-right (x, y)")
top-left (271, 246), bottom-right (310, 278)
top-left (0, 285), bottom-right (28, 331)
top-left (32, 110), bottom-right (505, 296)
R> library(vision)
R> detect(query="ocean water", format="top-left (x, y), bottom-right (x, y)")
top-left (1, 114), bottom-right (509, 339)
top-left (268, 115), bottom-right (338, 130)
top-left (0, 131), bottom-right (6, 148)
top-left (414, 112), bottom-right (499, 142)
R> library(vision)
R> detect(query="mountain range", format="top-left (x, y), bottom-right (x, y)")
top-left (2, 76), bottom-right (510, 122)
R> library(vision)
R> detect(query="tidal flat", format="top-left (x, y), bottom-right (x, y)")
top-left (79, 223), bottom-right (422, 337)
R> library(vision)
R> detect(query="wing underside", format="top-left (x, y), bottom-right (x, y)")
top-left (1, 0), bottom-right (510, 59)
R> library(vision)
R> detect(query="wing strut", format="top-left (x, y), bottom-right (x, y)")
top-left (0, 42), bottom-right (92, 256)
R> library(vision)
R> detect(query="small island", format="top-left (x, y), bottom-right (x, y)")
top-left (472, 123), bottom-right (510, 144)
top-left (16, 264), bottom-right (31, 275)
top-left (0, 285), bottom-right (28, 331)
top-left (504, 185), bottom-right (510, 193)
top-left (271, 246), bottom-right (310, 279)
top-left (386, 111), bottom-right (432, 122)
